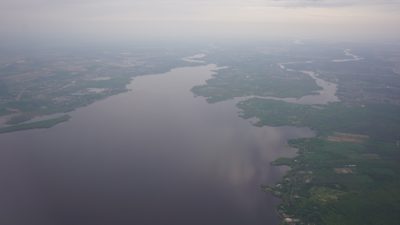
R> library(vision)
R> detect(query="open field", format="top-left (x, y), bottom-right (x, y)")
top-left (326, 132), bottom-right (369, 143)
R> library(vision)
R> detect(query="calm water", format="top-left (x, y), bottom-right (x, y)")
top-left (0, 64), bottom-right (314, 225)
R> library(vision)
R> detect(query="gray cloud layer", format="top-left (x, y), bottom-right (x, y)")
top-left (270, 0), bottom-right (400, 7)
top-left (1, 0), bottom-right (399, 41)
top-left (2, 0), bottom-right (400, 9)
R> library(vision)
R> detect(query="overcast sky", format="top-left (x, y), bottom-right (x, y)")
top-left (1, 0), bottom-right (400, 41)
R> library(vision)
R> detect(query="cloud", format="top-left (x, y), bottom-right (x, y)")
top-left (1, 0), bottom-right (400, 13)
top-left (267, 0), bottom-right (400, 7)
top-left (0, 0), bottom-right (399, 41)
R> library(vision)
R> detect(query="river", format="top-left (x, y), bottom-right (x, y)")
top-left (0, 64), bottom-right (314, 225)
top-left (249, 48), bottom-right (363, 105)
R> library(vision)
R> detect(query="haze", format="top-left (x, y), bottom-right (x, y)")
top-left (1, 0), bottom-right (400, 42)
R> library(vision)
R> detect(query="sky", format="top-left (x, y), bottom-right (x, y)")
top-left (1, 0), bottom-right (400, 42)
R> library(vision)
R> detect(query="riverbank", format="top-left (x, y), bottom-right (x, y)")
top-left (237, 95), bottom-right (400, 225)
top-left (0, 49), bottom-right (194, 134)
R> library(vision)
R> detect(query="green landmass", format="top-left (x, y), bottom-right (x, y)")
top-left (266, 138), bottom-right (400, 225)
top-left (191, 42), bottom-right (400, 224)
top-left (237, 98), bottom-right (400, 141)
top-left (237, 98), bottom-right (400, 225)
top-left (0, 115), bottom-right (71, 134)
top-left (0, 47), bottom-right (195, 133)
top-left (192, 53), bottom-right (321, 103)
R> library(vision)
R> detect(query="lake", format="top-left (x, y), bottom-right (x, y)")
top-left (0, 64), bottom-right (314, 225)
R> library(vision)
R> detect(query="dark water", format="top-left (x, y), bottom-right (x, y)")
top-left (0, 64), bottom-right (314, 225)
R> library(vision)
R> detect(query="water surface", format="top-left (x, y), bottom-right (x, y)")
top-left (0, 64), bottom-right (314, 225)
